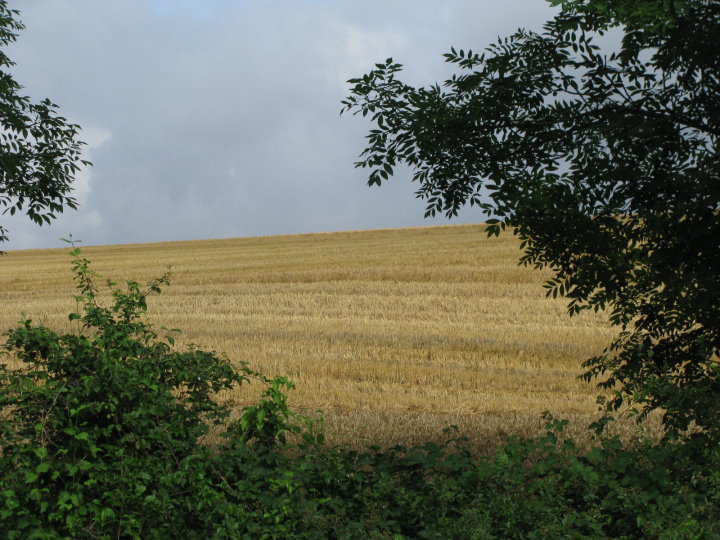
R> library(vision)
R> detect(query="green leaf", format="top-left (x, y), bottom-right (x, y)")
top-left (23, 472), bottom-right (38, 484)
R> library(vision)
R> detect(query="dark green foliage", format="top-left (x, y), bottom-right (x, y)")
top-left (550, 0), bottom-right (694, 33)
top-left (342, 0), bottom-right (720, 440)
top-left (448, 417), bottom-right (720, 539)
top-left (0, 243), bottom-right (303, 538)
top-left (0, 247), bottom-right (718, 537)
top-left (0, 244), bottom-right (237, 537)
top-left (0, 244), bottom-right (479, 538)
top-left (0, 2), bottom-right (88, 250)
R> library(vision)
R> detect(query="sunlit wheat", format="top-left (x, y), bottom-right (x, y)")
top-left (0, 224), bottom-right (661, 453)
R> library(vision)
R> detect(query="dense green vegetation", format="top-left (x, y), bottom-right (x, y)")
top-left (2, 0), bottom-right (719, 536)
top-left (1, 247), bottom-right (718, 538)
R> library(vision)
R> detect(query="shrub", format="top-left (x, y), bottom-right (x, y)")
top-left (448, 416), bottom-right (720, 540)
top-left (1, 244), bottom-right (717, 538)
top-left (0, 242), bottom-right (299, 538)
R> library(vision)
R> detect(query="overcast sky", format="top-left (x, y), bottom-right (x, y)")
top-left (3, 0), bottom-right (558, 250)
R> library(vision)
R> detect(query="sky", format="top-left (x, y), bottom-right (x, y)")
top-left (3, 0), bottom-right (558, 250)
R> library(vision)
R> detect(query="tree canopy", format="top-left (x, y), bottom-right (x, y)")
top-left (0, 1), bottom-right (88, 249)
top-left (343, 0), bottom-right (719, 440)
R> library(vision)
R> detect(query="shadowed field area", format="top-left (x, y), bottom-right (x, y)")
top-left (0, 224), bottom-right (659, 452)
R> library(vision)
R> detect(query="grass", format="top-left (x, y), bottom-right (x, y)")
top-left (0, 223), bottom-right (661, 453)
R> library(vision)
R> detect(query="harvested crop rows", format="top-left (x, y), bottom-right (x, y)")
top-left (0, 224), bottom-right (655, 452)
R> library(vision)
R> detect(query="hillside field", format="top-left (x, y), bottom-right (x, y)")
top-left (0, 224), bottom-right (659, 452)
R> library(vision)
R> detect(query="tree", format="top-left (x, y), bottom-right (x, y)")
top-left (342, 0), bottom-right (720, 440)
top-left (0, 1), bottom-right (88, 250)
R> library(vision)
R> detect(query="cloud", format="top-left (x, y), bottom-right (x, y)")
top-left (2, 0), bottom-right (557, 250)
top-left (73, 127), bottom-right (112, 204)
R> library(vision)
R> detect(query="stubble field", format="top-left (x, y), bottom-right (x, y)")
top-left (0, 224), bottom-right (659, 453)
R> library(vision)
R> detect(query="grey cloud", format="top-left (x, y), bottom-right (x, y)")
top-left (3, 0), bottom-right (556, 250)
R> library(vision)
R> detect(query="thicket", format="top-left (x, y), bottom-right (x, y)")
top-left (1, 245), bottom-right (718, 538)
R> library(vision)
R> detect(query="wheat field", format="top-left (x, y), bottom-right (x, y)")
top-left (0, 224), bottom-right (659, 453)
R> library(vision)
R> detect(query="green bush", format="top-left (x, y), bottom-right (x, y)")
top-left (0, 243), bottom-right (301, 538)
top-left (448, 417), bottom-right (720, 540)
top-left (1, 245), bottom-right (718, 538)
top-left (0, 244), bottom-right (478, 538)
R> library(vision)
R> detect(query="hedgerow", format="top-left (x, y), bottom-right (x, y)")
top-left (1, 245), bottom-right (717, 538)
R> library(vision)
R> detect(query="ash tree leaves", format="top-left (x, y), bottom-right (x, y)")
top-left (0, 2), bottom-right (88, 250)
top-left (343, 1), bottom-right (720, 440)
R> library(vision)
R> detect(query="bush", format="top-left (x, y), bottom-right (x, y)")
top-left (1, 245), bottom-right (717, 538)
top-left (448, 417), bottom-right (720, 540)
top-left (0, 244), bottom-right (481, 538)
top-left (0, 242), bottom-right (301, 538)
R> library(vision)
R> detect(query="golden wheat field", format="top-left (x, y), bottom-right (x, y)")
top-left (0, 224), bottom-right (660, 453)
